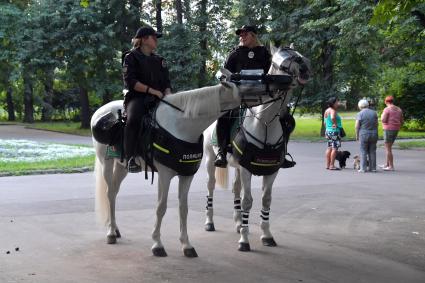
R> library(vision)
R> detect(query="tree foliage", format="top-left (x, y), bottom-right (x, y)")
top-left (0, 0), bottom-right (424, 129)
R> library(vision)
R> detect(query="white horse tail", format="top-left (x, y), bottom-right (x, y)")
top-left (215, 166), bottom-right (229, 189)
top-left (94, 155), bottom-right (110, 226)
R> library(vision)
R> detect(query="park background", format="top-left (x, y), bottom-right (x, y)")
top-left (0, 0), bottom-right (424, 137)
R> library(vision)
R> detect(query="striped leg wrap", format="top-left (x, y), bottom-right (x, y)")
top-left (260, 209), bottom-right (270, 223)
top-left (241, 211), bottom-right (249, 227)
top-left (206, 196), bottom-right (213, 210)
top-left (234, 198), bottom-right (241, 211)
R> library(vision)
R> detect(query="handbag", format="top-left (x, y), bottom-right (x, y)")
top-left (339, 127), bottom-right (346, 138)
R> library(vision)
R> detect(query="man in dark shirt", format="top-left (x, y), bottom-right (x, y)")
top-left (122, 26), bottom-right (172, 172)
top-left (215, 25), bottom-right (272, 167)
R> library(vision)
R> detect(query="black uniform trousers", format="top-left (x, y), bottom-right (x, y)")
top-left (216, 108), bottom-right (239, 152)
top-left (124, 95), bottom-right (153, 159)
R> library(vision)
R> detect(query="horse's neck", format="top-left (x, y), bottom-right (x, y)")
top-left (243, 98), bottom-right (284, 147)
top-left (155, 85), bottom-right (239, 142)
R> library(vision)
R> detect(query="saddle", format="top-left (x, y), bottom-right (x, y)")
top-left (92, 106), bottom-right (204, 178)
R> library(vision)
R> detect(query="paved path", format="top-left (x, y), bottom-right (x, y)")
top-left (1, 125), bottom-right (425, 283)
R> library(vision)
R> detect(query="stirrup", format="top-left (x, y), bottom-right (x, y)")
top-left (281, 153), bottom-right (296, 169)
top-left (127, 157), bottom-right (142, 173)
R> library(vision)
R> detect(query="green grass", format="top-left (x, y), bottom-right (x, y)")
top-left (292, 117), bottom-right (425, 141)
top-left (0, 154), bottom-right (95, 176)
top-left (24, 122), bottom-right (91, 136)
top-left (396, 141), bottom-right (425, 150)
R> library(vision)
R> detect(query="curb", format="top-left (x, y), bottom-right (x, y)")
top-left (0, 167), bottom-right (93, 177)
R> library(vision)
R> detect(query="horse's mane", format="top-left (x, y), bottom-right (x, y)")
top-left (164, 84), bottom-right (222, 118)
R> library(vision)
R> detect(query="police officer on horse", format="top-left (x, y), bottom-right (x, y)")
top-left (122, 26), bottom-right (172, 173)
top-left (215, 25), bottom-right (272, 167)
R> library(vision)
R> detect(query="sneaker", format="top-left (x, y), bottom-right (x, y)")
top-left (379, 164), bottom-right (387, 168)
top-left (358, 169), bottom-right (365, 173)
top-left (214, 152), bottom-right (228, 168)
top-left (370, 169), bottom-right (377, 173)
top-left (383, 167), bottom-right (394, 171)
top-left (127, 157), bottom-right (141, 173)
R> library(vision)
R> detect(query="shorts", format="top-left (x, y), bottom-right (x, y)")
top-left (384, 130), bottom-right (398, 143)
top-left (325, 131), bottom-right (341, 149)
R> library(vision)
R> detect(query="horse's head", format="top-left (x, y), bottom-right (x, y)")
top-left (269, 44), bottom-right (311, 86)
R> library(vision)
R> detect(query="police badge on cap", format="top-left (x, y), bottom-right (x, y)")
top-left (248, 51), bottom-right (255, 58)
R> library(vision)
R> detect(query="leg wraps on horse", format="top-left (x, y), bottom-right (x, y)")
top-left (260, 209), bottom-right (270, 223)
top-left (206, 196), bottom-right (213, 210)
top-left (234, 198), bottom-right (241, 212)
top-left (241, 210), bottom-right (249, 228)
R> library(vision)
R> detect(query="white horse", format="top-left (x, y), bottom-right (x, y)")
top-left (203, 46), bottom-right (310, 251)
top-left (92, 82), bottom-right (255, 258)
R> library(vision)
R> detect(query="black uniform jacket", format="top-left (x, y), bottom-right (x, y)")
top-left (123, 48), bottom-right (171, 102)
top-left (224, 45), bottom-right (272, 74)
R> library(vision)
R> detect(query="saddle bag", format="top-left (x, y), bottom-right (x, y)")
top-left (92, 111), bottom-right (125, 146)
top-left (232, 130), bottom-right (283, 176)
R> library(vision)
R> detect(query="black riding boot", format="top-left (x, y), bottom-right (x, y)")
top-left (214, 148), bottom-right (228, 168)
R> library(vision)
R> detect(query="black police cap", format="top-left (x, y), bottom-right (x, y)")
top-left (236, 25), bottom-right (257, 35)
top-left (135, 26), bottom-right (162, 39)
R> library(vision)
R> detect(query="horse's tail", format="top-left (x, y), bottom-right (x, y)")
top-left (94, 155), bottom-right (110, 226)
top-left (215, 166), bottom-right (229, 189)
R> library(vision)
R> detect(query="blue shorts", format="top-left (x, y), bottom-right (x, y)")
top-left (325, 131), bottom-right (341, 149)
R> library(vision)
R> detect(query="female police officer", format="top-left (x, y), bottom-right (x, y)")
top-left (215, 25), bottom-right (271, 167)
top-left (123, 26), bottom-right (172, 172)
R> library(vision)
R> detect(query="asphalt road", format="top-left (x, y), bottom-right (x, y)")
top-left (1, 125), bottom-right (424, 283)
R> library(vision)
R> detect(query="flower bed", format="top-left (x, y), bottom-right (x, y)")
top-left (0, 139), bottom-right (94, 162)
top-left (0, 139), bottom-right (95, 176)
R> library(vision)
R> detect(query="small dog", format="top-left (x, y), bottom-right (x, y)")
top-left (335, 150), bottom-right (351, 169)
top-left (353, 155), bottom-right (369, 170)
top-left (353, 155), bottom-right (360, 170)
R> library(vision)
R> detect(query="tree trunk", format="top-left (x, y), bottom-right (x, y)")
top-left (6, 86), bottom-right (15, 121)
top-left (79, 86), bottom-right (90, 129)
top-left (320, 40), bottom-right (334, 137)
top-left (198, 0), bottom-right (208, 87)
top-left (175, 0), bottom-right (183, 24)
top-left (102, 90), bottom-right (113, 105)
top-left (23, 69), bottom-right (34, 123)
top-left (320, 104), bottom-right (326, 137)
top-left (183, 0), bottom-right (191, 22)
top-left (155, 0), bottom-right (163, 33)
top-left (41, 70), bottom-right (54, 121)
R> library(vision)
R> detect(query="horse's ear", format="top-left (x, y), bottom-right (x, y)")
top-left (289, 43), bottom-right (295, 49)
top-left (269, 42), bottom-right (279, 55)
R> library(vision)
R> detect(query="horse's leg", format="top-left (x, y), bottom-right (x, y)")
top-left (104, 160), bottom-right (127, 244)
top-left (232, 168), bottom-right (242, 233)
top-left (151, 164), bottom-right (173, 257)
top-left (260, 172), bottom-right (279, 247)
top-left (178, 175), bottom-right (198, 257)
top-left (238, 167), bottom-right (253, 251)
top-left (205, 145), bottom-right (216, 231)
top-left (110, 161), bottom-right (128, 239)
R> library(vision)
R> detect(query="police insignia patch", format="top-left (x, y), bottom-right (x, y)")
top-left (248, 51), bottom-right (255, 59)
top-left (162, 59), bottom-right (167, 67)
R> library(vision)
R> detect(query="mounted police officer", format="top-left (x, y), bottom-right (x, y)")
top-left (215, 25), bottom-right (272, 167)
top-left (122, 26), bottom-right (172, 173)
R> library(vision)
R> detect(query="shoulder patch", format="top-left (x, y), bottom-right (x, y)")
top-left (162, 59), bottom-right (167, 68)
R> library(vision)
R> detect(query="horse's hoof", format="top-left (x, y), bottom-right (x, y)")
top-left (205, 223), bottom-right (215, 232)
top-left (106, 235), bottom-right (117, 244)
top-left (115, 229), bottom-right (121, 238)
top-left (152, 247), bottom-right (167, 257)
top-left (238, 242), bottom-right (251, 252)
top-left (183, 248), bottom-right (198, 258)
top-left (262, 237), bottom-right (277, 247)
